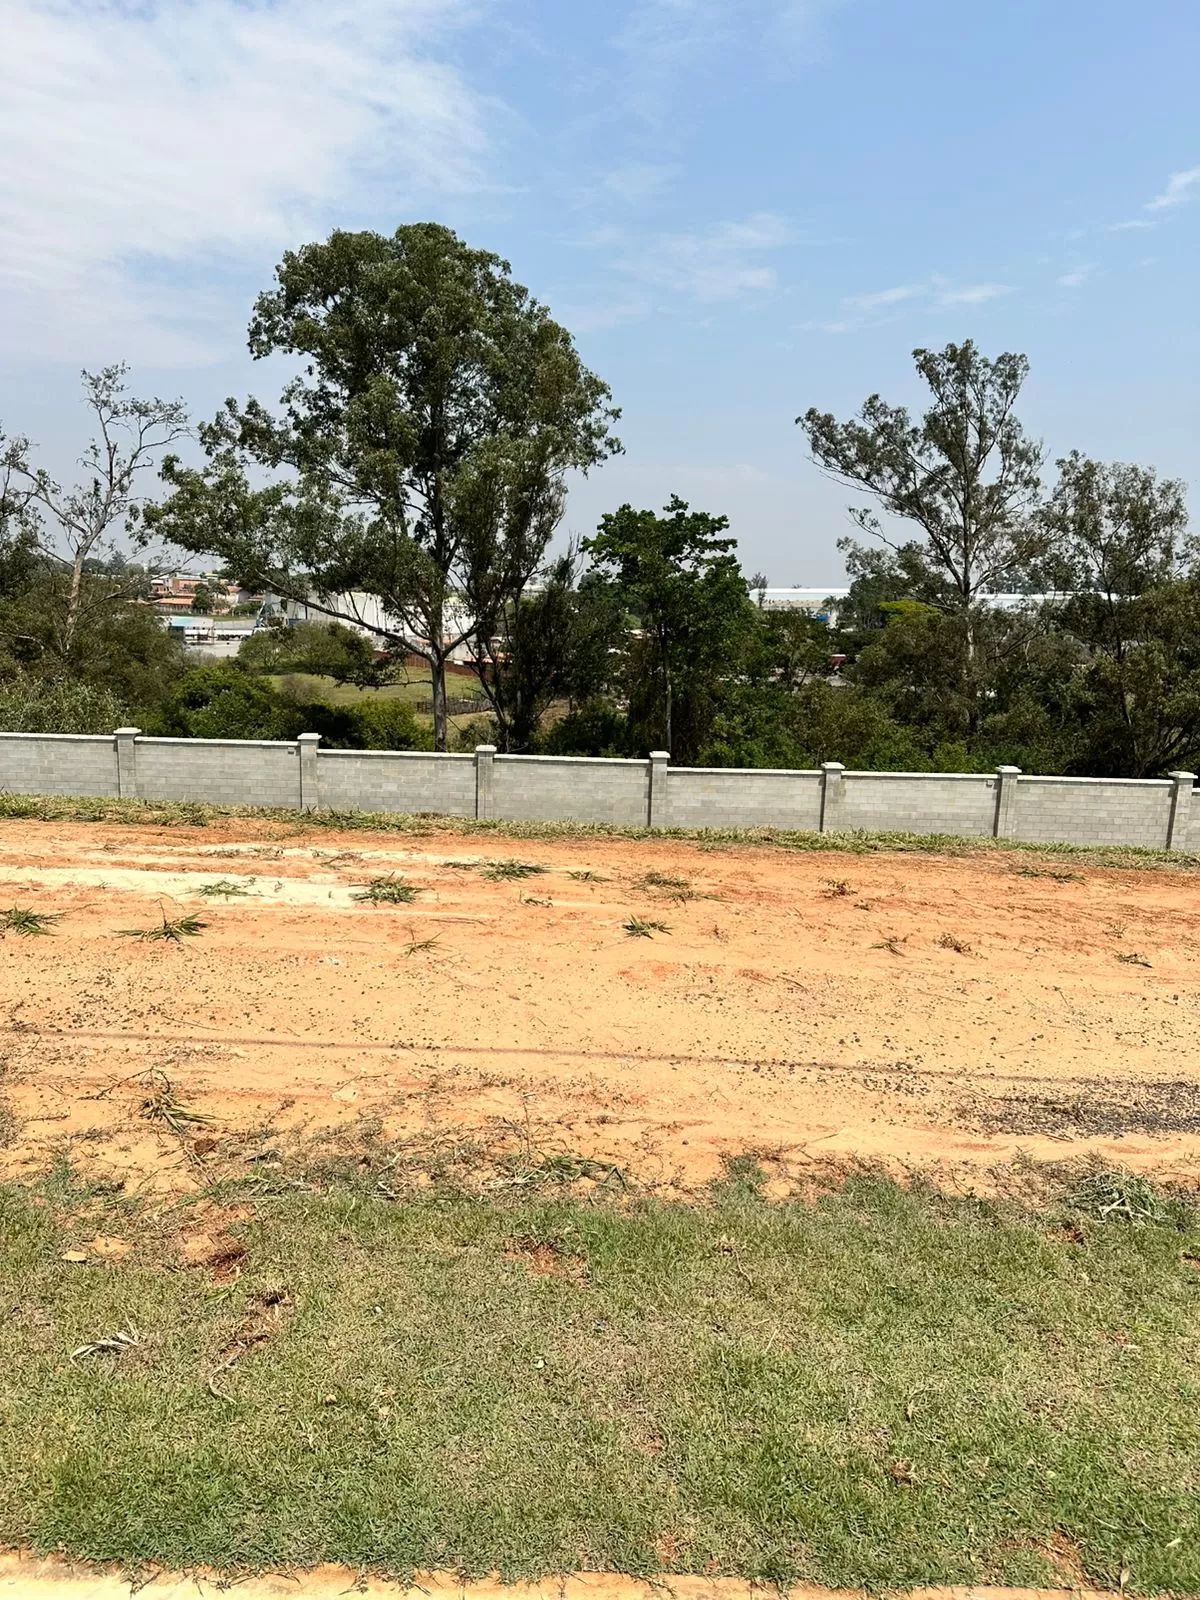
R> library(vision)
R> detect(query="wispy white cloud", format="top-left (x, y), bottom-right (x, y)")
top-left (934, 282), bottom-right (1013, 306)
top-left (1056, 265), bottom-right (1096, 289)
top-left (619, 212), bottom-right (792, 302)
top-left (843, 283), bottom-right (922, 312)
top-left (0, 0), bottom-right (490, 363)
top-left (585, 163), bottom-right (681, 210)
top-left (801, 275), bottom-right (1016, 335)
top-left (615, 0), bottom-right (851, 119)
top-left (1146, 166), bottom-right (1200, 212)
top-left (1106, 219), bottom-right (1158, 233)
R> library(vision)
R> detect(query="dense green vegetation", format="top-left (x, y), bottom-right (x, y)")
top-left (3, 227), bottom-right (1198, 776)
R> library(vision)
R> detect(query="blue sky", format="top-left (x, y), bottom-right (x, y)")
top-left (1, 0), bottom-right (1197, 583)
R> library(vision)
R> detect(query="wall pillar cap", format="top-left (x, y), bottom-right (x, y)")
top-left (114, 726), bottom-right (141, 737)
top-left (475, 744), bottom-right (497, 755)
top-left (1168, 770), bottom-right (1197, 781)
top-left (297, 732), bottom-right (322, 744)
top-left (821, 760), bottom-right (846, 771)
top-left (649, 749), bottom-right (670, 761)
top-left (996, 764), bottom-right (1022, 774)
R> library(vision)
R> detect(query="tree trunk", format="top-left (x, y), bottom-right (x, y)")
top-left (659, 627), bottom-right (672, 755)
top-left (964, 604), bottom-right (978, 737)
top-left (430, 653), bottom-right (449, 753)
top-left (65, 550), bottom-right (85, 656)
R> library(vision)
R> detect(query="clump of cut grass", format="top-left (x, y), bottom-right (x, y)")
top-left (194, 879), bottom-right (256, 899)
top-left (119, 911), bottom-right (207, 942)
top-left (1116, 951), bottom-right (1152, 967)
top-left (0, 906), bottom-right (60, 937)
top-left (1016, 866), bottom-right (1084, 883)
top-left (937, 932), bottom-right (972, 954)
top-left (871, 935), bottom-right (906, 955)
top-left (567, 869), bottom-right (606, 882)
top-left (624, 915), bottom-right (670, 938)
top-left (637, 869), bottom-right (705, 903)
top-left (638, 869), bottom-right (689, 891)
top-left (482, 859), bottom-right (546, 881)
top-left (1072, 1168), bottom-right (1169, 1225)
top-left (71, 1325), bottom-right (142, 1363)
top-left (138, 1069), bottom-right (212, 1136)
top-left (821, 878), bottom-right (852, 898)
top-left (521, 894), bottom-right (553, 907)
top-left (352, 874), bottom-right (418, 905)
top-left (402, 934), bottom-right (441, 956)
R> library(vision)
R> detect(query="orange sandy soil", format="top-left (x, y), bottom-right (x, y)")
top-left (1, 816), bottom-right (1199, 1198)
top-left (0, 1554), bottom-right (1125, 1600)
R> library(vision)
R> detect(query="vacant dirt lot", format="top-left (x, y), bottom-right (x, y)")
top-left (2, 816), bottom-right (1199, 1196)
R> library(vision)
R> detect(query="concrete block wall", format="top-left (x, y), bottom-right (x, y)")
top-left (0, 728), bottom-right (1196, 852)
top-left (491, 754), bottom-right (649, 825)
top-left (0, 732), bottom-right (119, 797)
top-left (1012, 776), bottom-right (1173, 849)
top-left (135, 738), bottom-right (302, 808)
top-left (663, 766), bottom-right (823, 831)
top-left (838, 771), bottom-right (998, 837)
top-left (316, 750), bottom-right (476, 816)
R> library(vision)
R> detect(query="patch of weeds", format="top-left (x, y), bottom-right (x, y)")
top-left (1116, 951), bottom-right (1152, 967)
top-left (352, 874), bottom-right (418, 905)
top-left (1016, 866), bottom-right (1084, 883)
top-left (482, 859), bottom-right (546, 881)
top-left (567, 869), bottom-right (606, 882)
top-left (139, 1070), bottom-right (212, 1136)
top-left (495, 1151), bottom-right (625, 1191)
top-left (871, 935), bottom-right (906, 955)
top-left (402, 933), bottom-right (441, 956)
top-left (636, 869), bottom-right (703, 902)
top-left (1072, 1169), bottom-right (1168, 1225)
top-left (710, 1152), bottom-right (768, 1203)
top-left (119, 910), bottom-right (206, 942)
top-left (521, 894), bottom-right (553, 907)
top-left (194, 879), bottom-right (256, 899)
top-left (624, 915), bottom-right (670, 938)
top-left (821, 878), bottom-right (852, 898)
top-left (0, 907), bottom-right (60, 937)
top-left (638, 869), bottom-right (690, 892)
top-left (937, 932), bottom-right (972, 955)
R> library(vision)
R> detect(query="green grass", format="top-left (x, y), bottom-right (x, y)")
top-left (266, 670), bottom-right (488, 709)
top-left (351, 874), bottom-right (419, 905)
top-left (194, 879), bottom-right (256, 899)
top-left (118, 911), bottom-right (207, 942)
top-left (481, 859), bottom-right (547, 880)
top-left (623, 915), bottom-right (671, 937)
top-left (1, 790), bottom-right (1196, 875)
top-left (1, 1172), bottom-right (1198, 1592)
top-left (0, 906), bottom-right (60, 936)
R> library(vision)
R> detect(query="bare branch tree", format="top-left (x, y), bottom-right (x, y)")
top-left (0, 366), bottom-right (189, 656)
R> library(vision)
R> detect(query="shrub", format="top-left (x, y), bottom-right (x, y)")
top-left (346, 697), bottom-right (429, 751)
top-left (0, 675), bottom-right (128, 734)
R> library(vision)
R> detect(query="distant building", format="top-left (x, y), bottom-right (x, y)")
top-left (276, 591), bottom-right (478, 664)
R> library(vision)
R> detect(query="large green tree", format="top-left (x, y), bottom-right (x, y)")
top-left (583, 497), bottom-right (754, 762)
top-left (798, 341), bottom-right (1046, 728)
top-left (1040, 453), bottom-right (1200, 776)
top-left (148, 224), bottom-right (620, 750)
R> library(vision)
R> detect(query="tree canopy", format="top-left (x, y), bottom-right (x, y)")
top-left (147, 223), bottom-right (620, 750)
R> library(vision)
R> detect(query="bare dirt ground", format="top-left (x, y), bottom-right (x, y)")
top-left (2, 816), bottom-right (1199, 1198)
